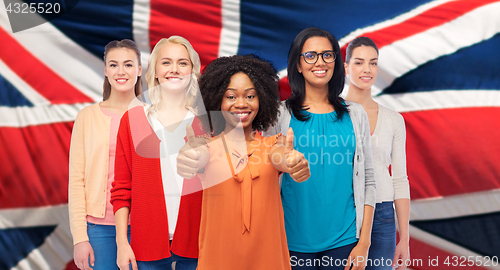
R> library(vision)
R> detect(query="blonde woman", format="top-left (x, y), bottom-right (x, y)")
top-left (69, 39), bottom-right (142, 270)
top-left (111, 36), bottom-right (203, 270)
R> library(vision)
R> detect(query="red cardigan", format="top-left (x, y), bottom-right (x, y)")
top-left (111, 106), bottom-right (203, 261)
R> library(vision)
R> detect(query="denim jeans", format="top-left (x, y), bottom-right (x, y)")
top-left (136, 252), bottom-right (197, 270)
top-left (366, 201), bottom-right (396, 270)
top-left (289, 242), bottom-right (358, 270)
top-left (87, 222), bottom-right (131, 270)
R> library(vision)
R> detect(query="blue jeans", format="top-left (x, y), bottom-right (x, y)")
top-left (289, 242), bottom-right (358, 269)
top-left (137, 252), bottom-right (197, 270)
top-left (87, 222), bottom-right (131, 270)
top-left (366, 202), bottom-right (396, 270)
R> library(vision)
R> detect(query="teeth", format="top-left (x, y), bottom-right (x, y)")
top-left (168, 77), bottom-right (181, 81)
top-left (313, 70), bottom-right (326, 74)
top-left (233, 112), bottom-right (250, 117)
top-left (117, 79), bottom-right (127, 82)
top-left (361, 77), bottom-right (371, 79)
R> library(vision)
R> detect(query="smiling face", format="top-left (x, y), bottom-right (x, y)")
top-left (155, 43), bottom-right (192, 93)
top-left (104, 48), bottom-right (142, 94)
top-left (297, 36), bottom-right (335, 91)
top-left (220, 72), bottom-right (259, 136)
top-left (345, 45), bottom-right (379, 91)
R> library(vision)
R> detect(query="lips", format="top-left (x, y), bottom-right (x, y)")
top-left (230, 111), bottom-right (251, 121)
top-left (360, 76), bottom-right (372, 82)
top-left (312, 69), bottom-right (327, 77)
top-left (166, 77), bottom-right (183, 82)
top-left (115, 78), bottom-right (128, 84)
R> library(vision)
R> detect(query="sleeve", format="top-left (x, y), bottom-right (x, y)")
top-left (111, 112), bottom-right (133, 213)
top-left (360, 108), bottom-right (376, 207)
top-left (68, 110), bottom-right (88, 245)
top-left (392, 113), bottom-right (410, 200)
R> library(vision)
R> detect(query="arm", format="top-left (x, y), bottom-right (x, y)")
top-left (68, 110), bottom-right (95, 270)
top-left (391, 113), bottom-right (411, 269)
top-left (269, 128), bottom-right (310, 182)
top-left (111, 114), bottom-right (137, 270)
top-left (346, 205), bottom-right (374, 270)
top-left (115, 207), bottom-right (137, 270)
top-left (347, 107), bottom-right (376, 270)
top-left (393, 199), bottom-right (410, 269)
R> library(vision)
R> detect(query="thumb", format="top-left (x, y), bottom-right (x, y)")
top-left (284, 128), bottom-right (294, 154)
top-left (186, 124), bottom-right (198, 147)
top-left (89, 247), bottom-right (95, 267)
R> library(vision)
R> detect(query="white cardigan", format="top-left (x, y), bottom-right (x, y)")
top-left (371, 105), bottom-right (410, 202)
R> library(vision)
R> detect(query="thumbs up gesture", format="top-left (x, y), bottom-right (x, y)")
top-left (283, 128), bottom-right (310, 183)
top-left (177, 124), bottom-right (208, 179)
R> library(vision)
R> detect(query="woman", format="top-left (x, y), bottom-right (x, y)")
top-left (111, 36), bottom-right (203, 270)
top-left (265, 27), bottom-right (376, 270)
top-left (344, 37), bottom-right (410, 270)
top-left (69, 39), bottom-right (142, 270)
top-left (176, 54), bottom-right (310, 269)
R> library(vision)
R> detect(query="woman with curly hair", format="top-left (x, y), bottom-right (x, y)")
top-left (265, 27), bottom-right (376, 270)
top-left (177, 54), bottom-right (310, 269)
top-left (111, 36), bottom-right (203, 270)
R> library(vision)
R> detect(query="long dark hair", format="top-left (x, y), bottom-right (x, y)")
top-left (286, 27), bottom-right (348, 121)
top-left (103, 39), bottom-right (142, 101)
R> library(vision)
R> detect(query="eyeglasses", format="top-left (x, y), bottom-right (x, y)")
top-left (300, 51), bottom-right (336, 64)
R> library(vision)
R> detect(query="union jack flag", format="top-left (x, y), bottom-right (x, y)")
top-left (1, 0), bottom-right (499, 269)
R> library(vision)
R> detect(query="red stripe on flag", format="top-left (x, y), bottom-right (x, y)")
top-left (149, 0), bottom-right (222, 68)
top-left (340, 0), bottom-right (499, 59)
top-left (0, 28), bottom-right (94, 104)
top-left (0, 122), bottom-right (73, 209)
top-left (403, 107), bottom-right (500, 200)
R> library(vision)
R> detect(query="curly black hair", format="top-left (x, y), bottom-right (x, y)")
top-left (198, 54), bottom-right (280, 136)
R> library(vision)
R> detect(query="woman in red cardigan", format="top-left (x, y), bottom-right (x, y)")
top-left (111, 36), bottom-right (203, 270)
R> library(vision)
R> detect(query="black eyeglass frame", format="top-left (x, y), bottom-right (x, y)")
top-left (300, 50), bottom-right (336, 64)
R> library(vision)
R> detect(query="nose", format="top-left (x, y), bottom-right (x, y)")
top-left (315, 55), bottom-right (326, 66)
top-left (117, 64), bottom-right (126, 75)
top-left (363, 63), bottom-right (371, 73)
top-left (234, 97), bottom-right (247, 108)
top-left (170, 63), bottom-right (179, 74)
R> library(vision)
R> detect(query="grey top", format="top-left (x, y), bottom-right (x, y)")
top-left (264, 100), bottom-right (376, 238)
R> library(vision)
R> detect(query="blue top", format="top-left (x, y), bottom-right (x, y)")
top-left (282, 110), bottom-right (357, 252)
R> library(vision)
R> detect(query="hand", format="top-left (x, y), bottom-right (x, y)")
top-left (344, 243), bottom-right (369, 270)
top-left (73, 241), bottom-right (94, 270)
top-left (177, 124), bottom-right (202, 179)
top-left (117, 242), bottom-right (138, 270)
top-left (284, 128), bottom-right (310, 183)
top-left (393, 240), bottom-right (410, 269)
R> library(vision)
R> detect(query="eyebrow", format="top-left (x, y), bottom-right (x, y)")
top-left (226, 88), bottom-right (255, 91)
top-left (160, 57), bottom-right (190, 61)
top-left (108, 60), bottom-right (134, 63)
top-left (354, 57), bottom-right (378, 61)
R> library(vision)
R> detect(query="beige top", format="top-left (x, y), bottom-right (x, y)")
top-left (68, 103), bottom-right (113, 245)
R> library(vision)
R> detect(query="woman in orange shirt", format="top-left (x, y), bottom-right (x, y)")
top-left (177, 54), bottom-right (310, 270)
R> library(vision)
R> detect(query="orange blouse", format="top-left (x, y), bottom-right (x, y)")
top-left (198, 132), bottom-right (290, 270)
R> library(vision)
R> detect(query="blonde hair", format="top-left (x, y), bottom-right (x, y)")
top-left (103, 39), bottom-right (142, 101)
top-left (145, 36), bottom-right (201, 115)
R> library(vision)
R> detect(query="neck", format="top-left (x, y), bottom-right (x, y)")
top-left (224, 125), bottom-right (255, 142)
top-left (304, 85), bottom-right (329, 105)
top-left (106, 89), bottom-right (137, 111)
top-left (345, 85), bottom-right (376, 108)
top-left (159, 90), bottom-right (186, 112)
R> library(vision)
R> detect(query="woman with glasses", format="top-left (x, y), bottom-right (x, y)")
top-left (265, 27), bottom-right (375, 270)
top-left (345, 37), bottom-right (410, 270)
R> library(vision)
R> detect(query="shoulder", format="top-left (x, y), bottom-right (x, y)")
top-left (344, 100), bottom-right (364, 115)
top-left (75, 103), bottom-right (100, 121)
top-left (379, 104), bottom-right (405, 127)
